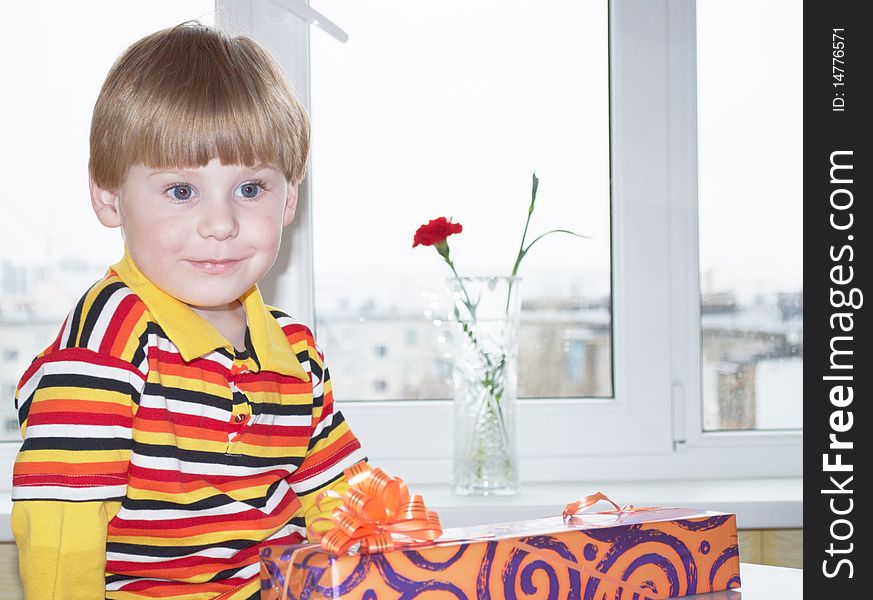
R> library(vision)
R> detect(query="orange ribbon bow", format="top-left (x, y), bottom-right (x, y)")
top-left (308, 462), bottom-right (443, 555)
top-left (562, 491), bottom-right (641, 520)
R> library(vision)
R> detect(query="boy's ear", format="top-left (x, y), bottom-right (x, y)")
top-left (89, 176), bottom-right (122, 228)
top-left (282, 180), bottom-right (300, 227)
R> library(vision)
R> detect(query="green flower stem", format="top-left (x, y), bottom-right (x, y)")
top-left (466, 351), bottom-right (512, 479)
top-left (475, 354), bottom-right (511, 451)
top-left (505, 174), bottom-right (587, 315)
top-left (470, 388), bottom-right (513, 479)
top-left (445, 257), bottom-right (477, 322)
top-left (509, 173), bottom-right (540, 279)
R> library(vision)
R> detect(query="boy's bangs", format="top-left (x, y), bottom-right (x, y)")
top-left (126, 99), bottom-right (294, 180)
top-left (126, 79), bottom-right (295, 179)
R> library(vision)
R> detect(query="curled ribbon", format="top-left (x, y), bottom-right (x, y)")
top-left (308, 462), bottom-right (442, 555)
top-left (562, 491), bottom-right (647, 520)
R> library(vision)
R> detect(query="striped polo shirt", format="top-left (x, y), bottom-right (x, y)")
top-left (13, 252), bottom-right (365, 598)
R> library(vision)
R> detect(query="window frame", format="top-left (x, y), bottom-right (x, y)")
top-left (0, 0), bottom-right (801, 494)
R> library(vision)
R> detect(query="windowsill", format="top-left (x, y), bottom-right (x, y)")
top-left (419, 478), bottom-right (802, 530)
top-left (0, 477), bottom-right (801, 543)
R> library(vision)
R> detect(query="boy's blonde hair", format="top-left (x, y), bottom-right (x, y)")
top-left (89, 22), bottom-right (310, 190)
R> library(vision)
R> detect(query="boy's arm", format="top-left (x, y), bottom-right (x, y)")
top-left (288, 342), bottom-right (366, 534)
top-left (12, 500), bottom-right (122, 599)
top-left (13, 348), bottom-right (140, 598)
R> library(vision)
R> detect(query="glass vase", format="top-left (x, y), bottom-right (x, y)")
top-left (449, 276), bottom-right (520, 496)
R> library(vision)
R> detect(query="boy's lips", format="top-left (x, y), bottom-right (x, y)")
top-left (187, 259), bottom-right (242, 275)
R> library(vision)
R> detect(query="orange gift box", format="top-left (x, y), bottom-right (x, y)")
top-left (259, 507), bottom-right (741, 599)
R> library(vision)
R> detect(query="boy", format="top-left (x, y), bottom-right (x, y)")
top-left (12, 23), bottom-right (365, 599)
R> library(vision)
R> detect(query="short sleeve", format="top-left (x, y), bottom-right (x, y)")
top-left (288, 342), bottom-right (366, 521)
top-left (13, 347), bottom-right (141, 502)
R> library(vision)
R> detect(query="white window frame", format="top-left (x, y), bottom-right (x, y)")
top-left (220, 0), bottom-right (801, 484)
top-left (0, 0), bottom-right (800, 494)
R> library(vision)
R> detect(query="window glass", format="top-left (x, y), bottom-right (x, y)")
top-left (310, 0), bottom-right (612, 401)
top-left (696, 0), bottom-right (802, 430)
top-left (0, 2), bottom-right (215, 442)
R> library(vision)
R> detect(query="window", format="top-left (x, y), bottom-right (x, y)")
top-left (696, 0), bottom-right (802, 431)
top-left (0, 1), bottom-right (802, 491)
top-left (308, 0), bottom-right (613, 404)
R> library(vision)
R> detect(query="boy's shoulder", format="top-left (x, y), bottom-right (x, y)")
top-left (265, 306), bottom-right (326, 366)
top-left (43, 269), bottom-right (151, 366)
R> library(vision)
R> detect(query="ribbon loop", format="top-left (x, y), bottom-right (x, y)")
top-left (309, 462), bottom-right (442, 555)
top-left (562, 491), bottom-right (636, 520)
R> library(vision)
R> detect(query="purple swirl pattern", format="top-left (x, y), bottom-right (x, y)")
top-left (476, 541), bottom-right (500, 600)
top-left (674, 516), bottom-right (732, 532)
top-left (582, 525), bottom-right (697, 600)
top-left (519, 559), bottom-right (559, 599)
top-left (262, 547), bottom-right (331, 600)
top-left (621, 553), bottom-right (680, 597)
top-left (260, 512), bottom-right (740, 599)
top-left (371, 554), bottom-right (468, 599)
top-left (403, 545), bottom-right (469, 571)
top-left (501, 535), bottom-right (582, 600)
top-left (310, 554), bottom-right (371, 597)
top-left (708, 545), bottom-right (739, 589)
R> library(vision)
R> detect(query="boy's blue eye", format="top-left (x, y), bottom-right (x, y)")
top-left (168, 185), bottom-right (194, 201)
top-left (237, 182), bottom-right (263, 199)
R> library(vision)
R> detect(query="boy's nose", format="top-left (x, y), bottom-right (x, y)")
top-left (197, 202), bottom-right (239, 240)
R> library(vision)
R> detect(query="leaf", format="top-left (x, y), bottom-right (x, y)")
top-left (522, 229), bottom-right (589, 256)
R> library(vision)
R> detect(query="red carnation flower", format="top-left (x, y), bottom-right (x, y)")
top-left (412, 217), bottom-right (463, 248)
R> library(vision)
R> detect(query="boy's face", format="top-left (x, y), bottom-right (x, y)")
top-left (90, 159), bottom-right (298, 310)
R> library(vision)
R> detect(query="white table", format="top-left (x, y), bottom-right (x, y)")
top-left (688, 563), bottom-right (802, 599)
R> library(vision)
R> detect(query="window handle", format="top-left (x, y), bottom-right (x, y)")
top-left (269, 0), bottom-right (349, 43)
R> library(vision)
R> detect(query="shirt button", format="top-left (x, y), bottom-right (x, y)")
top-left (234, 414), bottom-right (247, 423)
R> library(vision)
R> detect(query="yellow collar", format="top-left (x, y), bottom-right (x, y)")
top-left (110, 251), bottom-right (309, 382)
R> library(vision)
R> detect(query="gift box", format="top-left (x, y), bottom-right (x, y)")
top-left (260, 506), bottom-right (741, 599)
